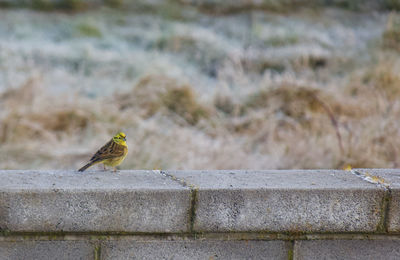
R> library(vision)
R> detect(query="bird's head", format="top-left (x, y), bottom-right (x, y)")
top-left (113, 132), bottom-right (127, 146)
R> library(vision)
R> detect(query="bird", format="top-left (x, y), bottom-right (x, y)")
top-left (78, 132), bottom-right (128, 172)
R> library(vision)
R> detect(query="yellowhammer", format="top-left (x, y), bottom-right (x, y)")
top-left (78, 132), bottom-right (128, 172)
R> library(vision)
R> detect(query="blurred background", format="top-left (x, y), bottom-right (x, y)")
top-left (0, 0), bottom-right (400, 170)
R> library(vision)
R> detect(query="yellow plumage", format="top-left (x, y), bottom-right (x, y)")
top-left (78, 132), bottom-right (128, 172)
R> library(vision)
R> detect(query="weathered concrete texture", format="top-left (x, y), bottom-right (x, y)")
top-left (0, 170), bottom-right (190, 233)
top-left (294, 240), bottom-right (400, 260)
top-left (0, 241), bottom-right (94, 260)
top-left (169, 170), bottom-right (385, 233)
top-left (101, 240), bottom-right (290, 260)
top-left (360, 169), bottom-right (400, 232)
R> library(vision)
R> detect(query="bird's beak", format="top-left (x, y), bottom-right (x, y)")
top-left (123, 137), bottom-right (127, 141)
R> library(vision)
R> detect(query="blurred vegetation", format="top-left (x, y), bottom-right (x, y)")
top-left (383, 13), bottom-right (400, 51)
top-left (0, 0), bottom-right (399, 12)
top-left (0, 4), bottom-right (399, 170)
top-left (32, 0), bottom-right (88, 11)
top-left (385, 0), bottom-right (400, 10)
top-left (115, 76), bottom-right (209, 125)
top-left (76, 22), bottom-right (102, 37)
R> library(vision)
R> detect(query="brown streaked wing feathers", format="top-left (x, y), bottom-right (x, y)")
top-left (90, 139), bottom-right (126, 163)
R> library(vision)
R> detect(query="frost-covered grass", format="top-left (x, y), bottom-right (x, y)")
top-left (0, 7), bottom-right (398, 170)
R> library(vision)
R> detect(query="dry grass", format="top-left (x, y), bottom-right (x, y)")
top-left (2, 57), bottom-right (400, 170)
top-left (383, 13), bottom-right (400, 52)
top-left (0, 8), bottom-right (398, 170)
top-left (115, 75), bottom-right (209, 125)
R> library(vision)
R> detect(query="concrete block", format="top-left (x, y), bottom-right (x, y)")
top-left (360, 169), bottom-right (400, 232)
top-left (0, 170), bottom-right (190, 233)
top-left (101, 240), bottom-right (290, 260)
top-left (294, 240), bottom-right (400, 260)
top-left (169, 170), bottom-right (385, 232)
top-left (0, 241), bottom-right (94, 260)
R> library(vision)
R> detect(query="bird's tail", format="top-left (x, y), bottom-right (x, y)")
top-left (78, 162), bottom-right (95, 172)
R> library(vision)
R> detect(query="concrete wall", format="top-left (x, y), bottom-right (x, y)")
top-left (1, 169), bottom-right (400, 259)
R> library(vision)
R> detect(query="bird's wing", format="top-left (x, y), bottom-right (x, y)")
top-left (90, 139), bottom-right (126, 162)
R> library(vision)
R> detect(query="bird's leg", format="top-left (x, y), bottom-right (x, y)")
top-left (103, 164), bottom-right (106, 171)
top-left (113, 167), bottom-right (117, 173)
